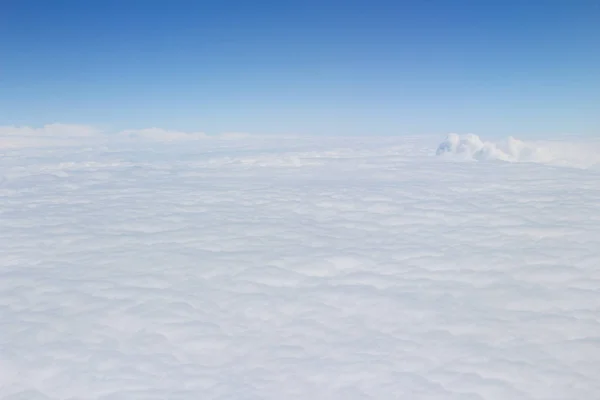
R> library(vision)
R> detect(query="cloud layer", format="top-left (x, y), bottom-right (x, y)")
top-left (1, 135), bottom-right (599, 399)
top-left (3, 124), bottom-right (599, 171)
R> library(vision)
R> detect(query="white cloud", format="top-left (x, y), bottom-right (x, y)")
top-left (0, 123), bottom-right (98, 137)
top-left (1, 135), bottom-right (599, 398)
top-left (118, 127), bottom-right (208, 141)
top-left (0, 124), bottom-right (259, 149)
top-left (0, 123), bottom-right (100, 148)
top-left (437, 133), bottom-right (600, 168)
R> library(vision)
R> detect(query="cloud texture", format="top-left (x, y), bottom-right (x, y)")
top-left (1, 135), bottom-right (599, 399)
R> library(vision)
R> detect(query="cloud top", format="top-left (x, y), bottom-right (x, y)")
top-left (436, 133), bottom-right (546, 162)
top-left (437, 133), bottom-right (600, 168)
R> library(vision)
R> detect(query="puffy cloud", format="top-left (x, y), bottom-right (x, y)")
top-left (437, 133), bottom-right (600, 168)
top-left (436, 133), bottom-right (543, 162)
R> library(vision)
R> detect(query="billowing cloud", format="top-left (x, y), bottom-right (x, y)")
top-left (436, 133), bottom-right (600, 168)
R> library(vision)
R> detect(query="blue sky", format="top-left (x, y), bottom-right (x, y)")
top-left (1, 0), bottom-right (599, 136)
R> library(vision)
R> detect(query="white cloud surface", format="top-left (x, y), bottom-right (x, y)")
top-left (1, 133), bottom-right (600, 399)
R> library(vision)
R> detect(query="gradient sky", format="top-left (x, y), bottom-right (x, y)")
top-left (1, 0), bottom-right (599, 136)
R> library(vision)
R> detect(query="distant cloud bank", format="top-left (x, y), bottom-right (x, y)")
top-left (2, 124), bottom-right (599, 170)
top-left (0, 124), bottom-right (252, 148)
top-left (437, 133), bottom-right (600, 169)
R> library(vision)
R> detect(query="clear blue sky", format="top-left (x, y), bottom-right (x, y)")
top-left (1, 0), bottom-right (599, 136)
